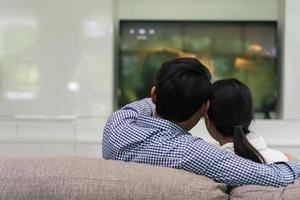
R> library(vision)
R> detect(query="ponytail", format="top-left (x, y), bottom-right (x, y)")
top-left (233, 126), bottom-right (266, 164)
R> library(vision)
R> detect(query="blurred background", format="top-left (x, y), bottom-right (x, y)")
top-left (0, 0), bottom-right (299, 158)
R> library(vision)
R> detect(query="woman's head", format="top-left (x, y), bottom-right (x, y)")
top-left (206, 78), bottom-right (265, 163)
top-left (207, 79), bottom-right (253, 136)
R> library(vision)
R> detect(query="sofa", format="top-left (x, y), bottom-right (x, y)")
top-left (0, 157), bottom-right (299, 200)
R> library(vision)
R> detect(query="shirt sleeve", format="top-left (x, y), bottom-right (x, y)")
top-left (122, 98), bottom-right (155, 117)
top-left (102, 98), bottom-right (155, 159)
top-left (181, 137), bottom-right (299, 187)
top-left (105, 98), bottom-right (155, 130)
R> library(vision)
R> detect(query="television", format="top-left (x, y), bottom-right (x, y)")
top-left (118, 20), bottom-right (278, 119)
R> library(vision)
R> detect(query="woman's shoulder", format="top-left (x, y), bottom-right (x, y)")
top-left (249, 136), bottom-right (288, 163)
top-left (260, 148), bottom-right (289, 163)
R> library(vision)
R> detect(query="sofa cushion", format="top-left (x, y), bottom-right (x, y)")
top-left (230, 179), bottom-right (300, 200)
top-left (0, 157), bottom-right (228, 200)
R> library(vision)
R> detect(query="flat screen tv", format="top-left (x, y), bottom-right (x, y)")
top-left (118, 20), bottom-right (278, 119)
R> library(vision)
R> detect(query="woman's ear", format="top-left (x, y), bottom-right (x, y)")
top-left (204, 115), bottom-right (210, 129)
top-left (151, 86), bottom-right (157, 105)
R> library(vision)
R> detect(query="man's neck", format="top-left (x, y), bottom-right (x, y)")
top-left (154, 112), bottom-right (190, 131)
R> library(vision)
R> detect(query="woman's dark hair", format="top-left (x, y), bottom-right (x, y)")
top-left (208, 79), bottom-right (266, 164)
top-left (154, 57), bottom-right (211, 122)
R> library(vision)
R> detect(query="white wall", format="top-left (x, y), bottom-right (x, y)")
top-left (117, 0), bottom-right (277, 20)
top-left (282, 0), bottom-right (300, 119)
top-left (0, 0), bottom-right (299, 158)
top-left (0, 0), bottom-right (113, 157)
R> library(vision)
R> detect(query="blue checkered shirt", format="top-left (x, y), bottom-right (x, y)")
top-left (102, 98), bottom-right (300, 187)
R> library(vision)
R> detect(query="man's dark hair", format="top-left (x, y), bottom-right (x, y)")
top-left (154, 57), bottom-right (211, 122)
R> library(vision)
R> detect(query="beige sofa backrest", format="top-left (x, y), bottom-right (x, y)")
top-left (230, 179), bottom-right (300, 200)
top-left (0, 157), bottom-right (299, 200)
top-left (0, 157), bottom-right (228, 200)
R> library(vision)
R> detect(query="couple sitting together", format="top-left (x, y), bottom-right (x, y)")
top-left (102, 57), bottom-right (300, 187)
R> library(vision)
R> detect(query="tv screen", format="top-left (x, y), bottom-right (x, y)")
top-left (118, 21), bottom-right (278, 118)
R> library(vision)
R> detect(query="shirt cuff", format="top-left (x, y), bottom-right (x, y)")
top-left (284, 162), bottom-right (300, 179)
top-left (273, 161), bottom-right (300, 184)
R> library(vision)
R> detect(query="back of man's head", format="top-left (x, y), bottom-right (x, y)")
top-left (154, 57), bottom-right (212, 122)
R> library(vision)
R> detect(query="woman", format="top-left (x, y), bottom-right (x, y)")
top-left (205, 78), bottom-right (292, 163)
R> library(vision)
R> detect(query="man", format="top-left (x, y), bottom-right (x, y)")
top-left (102, 57), bottom-right (300, 187)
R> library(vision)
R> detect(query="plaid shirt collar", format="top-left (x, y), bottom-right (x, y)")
top-left (136, 114), bottom-right (191, 136)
